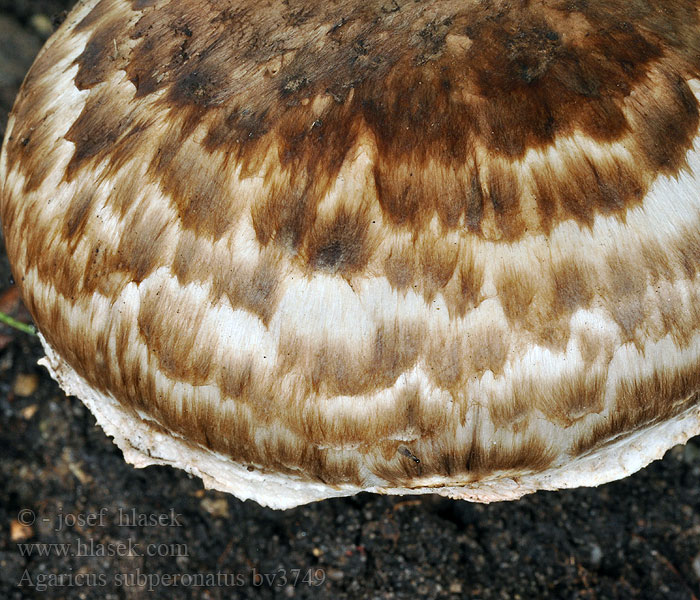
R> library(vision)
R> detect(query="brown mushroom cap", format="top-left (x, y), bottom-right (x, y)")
top-left (2, 0), bottom-right (700, 508)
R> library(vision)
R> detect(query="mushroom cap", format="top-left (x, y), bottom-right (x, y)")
top-left (3, 0), bottom-right (700, 508)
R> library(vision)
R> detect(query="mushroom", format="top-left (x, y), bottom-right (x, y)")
top-left (2, 0), bottom-right (700, 509)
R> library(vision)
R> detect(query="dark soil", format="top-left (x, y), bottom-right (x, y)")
top-left (1, 2), bottom-right (700, 599)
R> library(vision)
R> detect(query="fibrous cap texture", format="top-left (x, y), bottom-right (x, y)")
top-left (3, 0), bottom-right (700, 508)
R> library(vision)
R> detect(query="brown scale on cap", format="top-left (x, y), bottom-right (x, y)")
top-left (4, 0), bottom-right (700, 508)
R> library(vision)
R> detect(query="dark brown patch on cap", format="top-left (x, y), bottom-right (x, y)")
top-left (552, 258), bottom-right (594, 316)
top-left (250, 178), bottom-right (317, 254)
top-left (514, 370), bottom-right (607, 428)
top-left (375, 425), bottom-right (556, 485)
top-left (418, 236), bottom-right (460, 301)
top-left (148, 130), bottom-right (237, 239)
top-left (6, 0), bottom-right (695, 258)
top-left (64, 85), bottom-right (136, 182)
top-left (426, 336), bottom-right (464, 390)
top-left (293, 385), bottom-right (441, 450)
top-left (633, 69), bottom-right (700, 172)
top-left (372, 323), bottom-right (423, 388)
top-left (63, 188), bottom-right (94, 243)
top-left (384, 247), bottom-right (415, 291)
top-left (277, 319), bottom-right (422, 399)
top-left (304, 204), bottom-right (374, 275)
top-left (673, 222), bottom-right (700, 281)
top-left (605, 254), bottom-right (649, 341)
top-left (573, 361), bottom-right (700, 456)
top-left (497, 266), bottom-right (538, 327)
top-left (218, 358), bottom-right (254, 400)
top-left (467, 325), bottom-right (509, 376)
top-left (115, 203), bottom-right (172, 283)
top-left (443, 251), bottom-right (485, 319)
top-left (217, 254), bottom-right (281, 326)
top-left (482, 434), bottom-right (556, 474)
top-left (488, 391), bottom-right (531, 433)
top-left (138, 284), bottom-right (215, 385)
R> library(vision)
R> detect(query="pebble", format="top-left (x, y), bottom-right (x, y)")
top-left (589, 543), bottom-right (603, 569)
top-left (449, 581), bottom-right (463, 594)
top-left (13, 373), bottom-right (38, 397)
top-left (20, 404), bottom-right (38, 419)
top-left (10, 519), bottom-right (33, 542)
top-left (29, 13), bottom-right (54, 38)
top-left (200, 496), bottom-right (230, 518)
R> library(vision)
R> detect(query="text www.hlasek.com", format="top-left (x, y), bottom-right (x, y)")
top-left (17, 538), bottom-right (188, 558)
